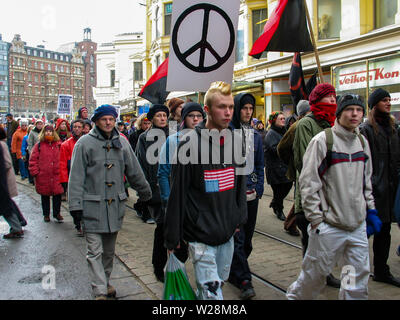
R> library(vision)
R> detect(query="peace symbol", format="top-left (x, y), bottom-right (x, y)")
top-left (172, 3), bottom-right (235, 73)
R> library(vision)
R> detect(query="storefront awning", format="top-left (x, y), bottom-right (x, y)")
top-left (232, 81), bottom-right (262, 92)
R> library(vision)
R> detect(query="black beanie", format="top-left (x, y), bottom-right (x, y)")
top-left (240, 94), bottom-right (255, 108)
top-left (368, 88), bottom-right (390, 109)
top-left (336, 94), bottom-right (365, 117)
top-left (147, 104), bottom-right (169, 120)
top-left (181, 102), bottom-right (205, 121)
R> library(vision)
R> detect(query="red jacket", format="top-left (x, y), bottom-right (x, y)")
top-left (29, 140), bottom-right (64, 196)
top-left (59, 136), bottom-right (78, 183)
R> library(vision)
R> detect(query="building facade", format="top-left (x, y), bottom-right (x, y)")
top-left (143, 0), bottom-right (400, 123)
top-left (0, 34), bottom-right (9, 115)
top-left (8, 34), bottom-right (85, 121)
top-left (93, 32), bottom-right (145, 120)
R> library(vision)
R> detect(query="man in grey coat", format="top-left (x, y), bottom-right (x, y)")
top-left (68, 104), bottom-right (152, 300)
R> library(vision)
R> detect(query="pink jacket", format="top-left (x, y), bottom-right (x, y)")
top-left (29, 140), bottom-right (64, 196)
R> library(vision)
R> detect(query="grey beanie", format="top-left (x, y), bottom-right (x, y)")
top-left (336, 94), bottom-right (365, 117)
top-left (296, 100), bottom-right (310, 117)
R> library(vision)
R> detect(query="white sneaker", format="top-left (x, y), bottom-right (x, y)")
top-left (146, 218), bottom-right (155, 224)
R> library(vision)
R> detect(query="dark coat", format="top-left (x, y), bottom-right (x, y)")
top-left (136, 126), bottom-right (169, 222)
top-left (264, 126), bottom-right (290, 185)
top-left (360, 121), bottom-right (400, 223)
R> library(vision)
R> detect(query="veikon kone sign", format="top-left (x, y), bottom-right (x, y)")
top-left (335, 57), bottom-right (400, 91)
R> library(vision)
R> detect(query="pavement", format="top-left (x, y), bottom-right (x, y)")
top-left (10, 175), bottom-right (400, 300)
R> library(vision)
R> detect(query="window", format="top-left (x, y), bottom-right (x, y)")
top-left (236, 14), bottom-right (244, 63)
top-left (40, 62), bottom-right (44, 70)
top-left (110, 70), bottom-right (115, 87)
top-left (155, 6), bottom-right (161, 39)
top-left (164, 3), bottom-right (172, 36)
top-left (48, 64), bottom-right (51, 71)
top-left (40, 51), bottom-right (43, 57)
top-left (317, 0), bottom-right (341, 39)
top-left (47, 53), bottom-right (51, 59)
top-left (375, 0), bottom-right (398, 29)
top-left (134, 62), bottom-right (143, 81)
top-left (252, 8), bottom-right (268, 59)
top-left (155, 55), bottom-right (160, 69)
top-left (34, 74), bottom-right (38, 83)
top-left (34, 61), bottom-right (38, 68)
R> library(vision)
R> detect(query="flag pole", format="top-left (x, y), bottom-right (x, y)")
top-left (303, 0), bottom-right (324, 84)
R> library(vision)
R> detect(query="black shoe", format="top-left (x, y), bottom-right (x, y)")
top-left (373, 273), bottom-right (400, 287)
top-left (286, 227), bottom-right (300, 236)
top-left (240, 280), bottom-right (256, 300)
top-left (274, 209), bottom-right (286, 221)
top-left (154, 269), bottom-right (164, 283)
top-left (326, 274), bottom-right (341, 288)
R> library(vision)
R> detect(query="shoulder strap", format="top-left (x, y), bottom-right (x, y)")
top-left (324, 128), bottom-right (333, 169)
top-left (357, 133), bottom-right (365, 150)
top-left (324, 128), bottom-right (333, 153)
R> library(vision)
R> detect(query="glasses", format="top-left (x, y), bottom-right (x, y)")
top-left (187, 114), bottom-right (203, 119)
top-left (340, 94), bottom-right (363, 102)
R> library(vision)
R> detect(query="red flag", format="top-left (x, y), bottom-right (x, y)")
top-left (249, 0), bottom-right (313, 59)
top-left (139, 58), bottom-right (169, 105)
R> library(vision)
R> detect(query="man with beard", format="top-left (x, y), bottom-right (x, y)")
top-left (59, 119), bottom-right (85, 234)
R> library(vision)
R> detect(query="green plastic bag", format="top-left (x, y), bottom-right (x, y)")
top-left (163, 253), bottom-right (196, 300)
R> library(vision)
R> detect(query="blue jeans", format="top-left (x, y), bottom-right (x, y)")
top-left (188, 237), bottom-right (234, 300)
top-left (18, 158), bottom-right (28, 178)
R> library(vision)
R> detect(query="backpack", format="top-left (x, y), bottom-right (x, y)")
top-left (324, 127), bottom-right (365, 169)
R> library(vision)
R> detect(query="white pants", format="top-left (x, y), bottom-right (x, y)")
top-left (189, 237), bottom-right (234, 300)
top-left (286, 221), bottom-right (370, 300)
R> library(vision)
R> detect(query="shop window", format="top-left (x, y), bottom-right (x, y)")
top-left (252, 8), bottom-right (267, 59)
top-left (164, 3), bottom-right (172, 36)
top-left (317, 0), bottom-right (341, 40)
top-left (374, 0), bottom-right (398, 29)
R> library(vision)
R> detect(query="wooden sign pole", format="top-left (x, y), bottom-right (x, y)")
top-left (303, 0), bottom-right (325, 84)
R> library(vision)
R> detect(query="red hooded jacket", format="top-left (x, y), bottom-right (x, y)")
top-left (29, 140), bottom-right (64, 196)
top-left (59, 136), bottom-right (78, 183)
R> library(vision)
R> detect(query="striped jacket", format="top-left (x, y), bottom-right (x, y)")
top-left (299, 119), bottom-right (375, 231)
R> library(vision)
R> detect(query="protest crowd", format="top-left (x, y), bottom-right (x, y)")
top-left (1, 81), bottom-right (400, 301)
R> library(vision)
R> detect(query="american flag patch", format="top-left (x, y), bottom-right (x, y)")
top-left (204, 167), bottom-right (235, 193)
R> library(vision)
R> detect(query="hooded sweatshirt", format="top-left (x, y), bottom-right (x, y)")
top-left (232, 93), bottom-right (264, 197)
top-left (164, 121), bottom-right (247, 249)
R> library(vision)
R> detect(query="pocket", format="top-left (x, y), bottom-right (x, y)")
top-left (83, 194), bottom-right (101, 221)
top-left (118, 192), bottom-right (127, 220)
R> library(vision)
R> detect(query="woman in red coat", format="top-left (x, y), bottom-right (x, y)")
top-left (29, 124), bottom-right (64, 222)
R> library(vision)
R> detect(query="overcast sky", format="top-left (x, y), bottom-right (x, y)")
top-left (1, 0), bottom-right (146, 51)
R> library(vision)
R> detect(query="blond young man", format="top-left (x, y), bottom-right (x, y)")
top-left (164, 82), bottom-right (247, 300)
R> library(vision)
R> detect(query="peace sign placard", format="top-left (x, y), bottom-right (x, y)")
top-left (166, 0), bottom-right (240, 92)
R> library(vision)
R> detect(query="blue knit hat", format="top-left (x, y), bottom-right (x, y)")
top-left (91, 105), bottom-right (118, 122)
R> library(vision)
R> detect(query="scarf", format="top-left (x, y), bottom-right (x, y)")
top-left (310, 102), bottom-right (337, 127)
top-left (374, 109), bottom-right (392, 136)
top-left (271, 124), bottom-right (286, 136)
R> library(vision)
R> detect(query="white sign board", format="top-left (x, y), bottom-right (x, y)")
top-left (57, 95), bottom-right (73, 115)
top-left (166, 0), bottom-right (240, 92)
top-left (335, 57), bottom-right (400, 91)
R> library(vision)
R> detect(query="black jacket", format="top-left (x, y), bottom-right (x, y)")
top-left (264, 125), bottom-right (290, 185)
top-left (136, 126), bottom-right (169, 209)
top-left (360, 121), bottom-right (400, 223)
top-left (164, 122), bottom-right (247, 249)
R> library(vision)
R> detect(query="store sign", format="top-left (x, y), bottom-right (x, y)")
top-left (335, 57), bottom-right (400, 91)
top-left (391, 92), bottom-right (400, 106)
